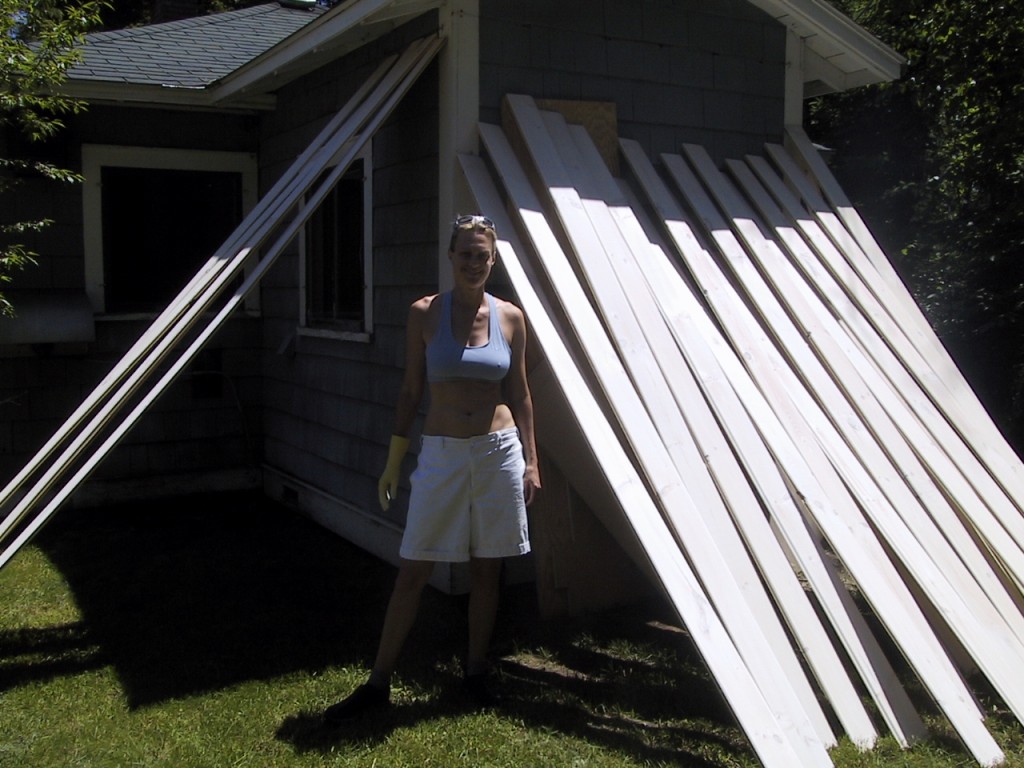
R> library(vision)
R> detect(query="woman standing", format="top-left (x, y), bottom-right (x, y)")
top-left (325, 214), bottom-right (541, 722)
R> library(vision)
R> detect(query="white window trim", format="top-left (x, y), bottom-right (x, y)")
top-left (82, 144), bottom-right (259, 315)
top-left (297, 140), bottom-right (373, 343)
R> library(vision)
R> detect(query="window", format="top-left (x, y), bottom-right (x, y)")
top-left (82, 146), bottom-right (257, 316)
top-left (299, 142), bottom-right (373, 339)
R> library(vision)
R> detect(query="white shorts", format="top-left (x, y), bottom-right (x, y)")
top-left (400, 427), bottom-right (530, 562)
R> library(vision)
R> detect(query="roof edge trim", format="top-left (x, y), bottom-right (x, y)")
top-left (749, 0), bottom-right (906, 84)
top-left (61, 81), bottom-right (276, 111)
top-left (212, 0), bottom-right (441, 103)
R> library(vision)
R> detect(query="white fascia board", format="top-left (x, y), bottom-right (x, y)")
top-left (62, 80), bottom-right (275, 111)
top-left (211, 0), bottom-right (440, 104)
top-left (749, 0), bottom-right (905, 85)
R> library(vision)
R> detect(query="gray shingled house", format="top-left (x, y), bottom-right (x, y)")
top-left (1, 0), bottom-right (902, 592)
top-left (13, 2), bottom-right (1024, 765)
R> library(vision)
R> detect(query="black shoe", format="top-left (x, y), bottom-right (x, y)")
top-left (463, 672), bottom-right (502, 709)
top-left (323, 683), bottom-right (390, 723)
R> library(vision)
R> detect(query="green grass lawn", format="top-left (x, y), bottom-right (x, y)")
top-left (1, 491), bottom-right (1023, 767)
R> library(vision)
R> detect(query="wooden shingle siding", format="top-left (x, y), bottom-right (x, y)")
top-left (480, 0), bottom-right (786, 163)
top-left (258, 15), bottom-right (439, 530)
top-left (0, 321), bottom-right (263, 497)
top-left (87, 316), bottom-right (263, 483)
top-left (0, 97), bottom-right (262, 499)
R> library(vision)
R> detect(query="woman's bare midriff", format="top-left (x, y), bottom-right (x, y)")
top-left (422, 380), bottom-right (515, 438)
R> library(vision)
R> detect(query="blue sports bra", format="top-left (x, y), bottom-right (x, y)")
top-left (425, 292), bottom-right (512, 383)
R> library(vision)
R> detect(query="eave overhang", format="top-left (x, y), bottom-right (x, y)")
top-left (748, 0), bottom-right (906, 94)
top-left (212, 0), bottom-right (441, 105)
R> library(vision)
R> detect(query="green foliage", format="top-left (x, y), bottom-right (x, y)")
top-left (808, 0), bottom-right (1024, 450)
top-left (0, 0), bottom-right (105, 315)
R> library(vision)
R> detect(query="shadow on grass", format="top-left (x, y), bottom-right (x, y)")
top-left (28, 490), bottom-right (409, 708)
top-left (274, 663), bottom-right (742, 768)
top-left (19, 490), bottom-right (754, 766)
top-left (275, 676), bottom-right (739, 768)
top-left (496, 607), bottom-right (745, 767)
top-left (0, 621), bottom-right (107, 691)
top-left (276, 586), bottom-right (747, 767)
top-left (276, 689), bottom-right (485, 753)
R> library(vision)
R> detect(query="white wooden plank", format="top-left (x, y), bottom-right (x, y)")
top-left (635, 224), bottom-right (919, 747)
top-left (731, 156), bottom-right (1024, 596)
top-left (501, 98), bottom-right (831, 764)
top-left (457, 148), bottom-right (811, 768)
top-left (784, 126), bottom-right (928, 322)
top-left (767, 141), bottom-right (1024, 511)
top-left (0, 36), bottom-right (445, 566)
top-left (687, 145), bottom-right (1024, 644)
top-left (0, 47), bottom-right (404, 519)
top-left (0, 50), bottom-right (404, 515)
top-left (618, 140), bottom-right (926, 747)
top-left (764, 142), bottom-right (940, 361)
top-left (562, 126), bottom-right (844, 747)
top-left (561, 118), bottom-right (877, 748)
top-left (746, 153), bottom-right (1024, 563)
top-left (618, 139), bottom-right (1003, 766)
top-left (781, 129), bottom-right (1019, 492)
top-left (676, 144), bottom-right (1024, 725)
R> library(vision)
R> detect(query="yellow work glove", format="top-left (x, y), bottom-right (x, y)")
top-left (378, 435), bottom-right (410, 511)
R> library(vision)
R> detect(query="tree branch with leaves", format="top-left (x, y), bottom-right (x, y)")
top-left (1, 0), bottom-right (107, 316)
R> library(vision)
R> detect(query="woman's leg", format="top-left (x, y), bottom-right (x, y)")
top-left (466, 556), bottom-right (503, 675)
top-left (324, 559), bottom-right (435, 722)
top-left (370, 558), bottom-right (435, 683)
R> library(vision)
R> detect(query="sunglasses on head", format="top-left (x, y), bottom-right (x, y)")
top-left (452, 214), bottom-right (496, 231)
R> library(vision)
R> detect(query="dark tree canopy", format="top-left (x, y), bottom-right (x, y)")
top-left (808, 0), bottom-right (1024, 452)
top-left (97, 0), bottom-right (267, 30)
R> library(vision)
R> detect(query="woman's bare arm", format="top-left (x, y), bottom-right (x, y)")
top-left (502, 301), bottom-right (541, 504)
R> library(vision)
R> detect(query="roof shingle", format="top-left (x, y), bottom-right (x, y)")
top-left (70, 2), bottom-right (326, 89)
